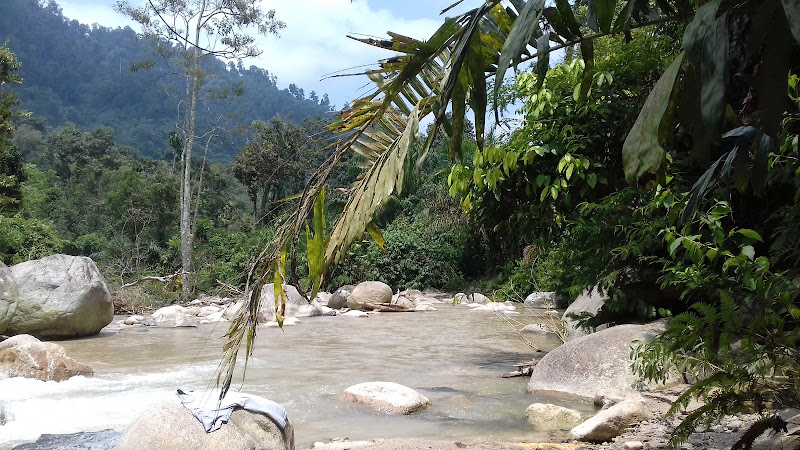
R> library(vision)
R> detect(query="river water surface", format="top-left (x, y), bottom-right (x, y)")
top-left (0, 305), bottom-right (593, 448)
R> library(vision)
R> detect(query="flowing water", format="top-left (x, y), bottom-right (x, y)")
top-left (0, 305), bottom-right (595, 448)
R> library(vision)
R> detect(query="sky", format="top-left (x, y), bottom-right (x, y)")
top-left (56, 0), bottom-right (477, 110)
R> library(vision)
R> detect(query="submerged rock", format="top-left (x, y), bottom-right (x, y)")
top-left (343, 381), bottom-right (430, 414)
top-left (117, 400), bottom-right (294, 450)
top-left (12, 429), bottom-right (120, 450)
top-left (7, 255), bottom-right (113, 338)
top-left (525, 403), bottom-right (584, 429)
top-left (0, 334), bottom-right (93, 381)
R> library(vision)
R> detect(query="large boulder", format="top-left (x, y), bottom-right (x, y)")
top-left (524, 292), bottom-right (557, 309)
top-left (347, 281), bottom-right (392, 311)
top-left (570, 399), bottom-right (650, 442)
top-left (258, 283), bottom-right (334, 322)
top-left (0, 261), bottom-right (18, 335)
top-left (525, 403), bottom-right (584, 429)
top-left (328, 285), bottom-right (355, 309)
top-left (0, 334), bottom-right (93, 381)
top-left (7, 255), bottom-right (113, 337)
top-left (343, 382), bottom-right (430, 414)
top-left (117, 401), bottom-right (294, 450)
top-left (562, 287), bottom-right (608, 340)
top-left (528, 320), bottom-right (669, 402)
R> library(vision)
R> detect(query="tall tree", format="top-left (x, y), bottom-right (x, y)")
top-left (0, 42), bottom-right (24, 214)
top-left (115, 0), bottom-right (284, 298)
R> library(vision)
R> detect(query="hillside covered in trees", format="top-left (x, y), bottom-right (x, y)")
top-left (0, 0), bottom-right (333, 161)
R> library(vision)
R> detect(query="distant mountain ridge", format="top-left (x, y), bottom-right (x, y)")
top-left (0, 0), bottom-right (333, 161)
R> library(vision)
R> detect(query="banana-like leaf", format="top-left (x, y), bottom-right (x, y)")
top-left (555, 0), bottom-right (582, 37)
top-left (366, 220), bottom-right (386, 251)
top-left (588, 0), bottom-right (618, 33)
top-left (493, 0), bottom-right (546, 119)
top-left (325, 107), bottom-right (421, 266)
top-left (683, 0), bottom-right (727, 167)
top-left (781, 0), bottom-right (800, 45)
top-left (623, 51), bottom-right (685, 185)
top-left (306, 187), bottom-right (326, 302)
top-left (577, 39), bottom-right (595, 104)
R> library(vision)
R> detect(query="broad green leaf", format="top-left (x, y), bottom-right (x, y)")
top-left (613, 0), bottom-right (636, 32)
top-left (535, 32), bottom-right (550, 92)
top-left (366, 220), bottom-right (386, 251)
top-left (741, 245), bottom-right (755, 261)
top-left (493, 0), bottom-right (546, 117)
top-left (781, 0), bottom-right (800, 46)
top-left (536, 173), bottom-right (546, 187)
top-left (757, 8), bottom-right (793, 139)
top-left (555, 0), bottom-right (582, 37)
top-left (587, 173), bottom-right (597, 188)
top-left (737, 229), bottom-right (764, 242)
top-left (622, 52), bottom-right (684, 186)
top-left (588, 0), bottom-right (618, 33)
top-left (669, 237), bottom-right (683, 255)
top-left (450, 79), bottom-right (467, 159)
top-left (683, 0), bottom-right (728, 167)
top-left (566, 164), bottom-right (574, 180)
top-left (791, 308), bottom-right (800, 319)
top-left (577, 39), bottom-right (595, 104)
top-left (543, 8), bottom-right (575, 40)
top-left (306, 187), bottom-right (326, 301)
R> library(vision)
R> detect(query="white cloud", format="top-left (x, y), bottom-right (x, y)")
top-left (254, 0), bottom-right (442, 108)
top-left (57, 0), bottom-right (446, 109)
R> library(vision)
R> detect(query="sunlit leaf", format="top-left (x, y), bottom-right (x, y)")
top-left (622, 51), bottom-right (684, 186)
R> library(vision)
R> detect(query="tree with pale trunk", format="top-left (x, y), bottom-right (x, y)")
top-left (115, 0), bottom-right (284, 298)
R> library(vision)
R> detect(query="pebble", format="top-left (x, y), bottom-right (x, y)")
top-left (623, 441), bottom-right (644, 449)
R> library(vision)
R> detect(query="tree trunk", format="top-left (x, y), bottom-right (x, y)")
top-left (179, 50), bottom-right (202, 300)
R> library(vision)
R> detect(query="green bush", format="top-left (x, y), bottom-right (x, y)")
top-left (330, 215), bottom-right (474, 291)
top-left (0, 214), bottom-right (65, 265)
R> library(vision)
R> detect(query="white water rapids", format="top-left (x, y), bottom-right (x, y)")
top-left (0, 305), bottom-right (594, 448)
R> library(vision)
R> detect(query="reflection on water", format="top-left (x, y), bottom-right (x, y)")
top-left (0, 305), bottom-right (592, 448)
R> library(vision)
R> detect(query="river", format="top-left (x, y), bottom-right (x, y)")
top-left (0, 305), bottom-right (594, 448)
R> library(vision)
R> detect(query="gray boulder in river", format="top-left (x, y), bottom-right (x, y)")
top-left (117, 401), bottom-right (294, 450)
top-left (527, 320), bottom-right (669, 402)
top-left (7, 255), bottom-right (113, 337)
top-left (347, 281), bottom-right (392, 310)
top-left (327, 284), bottom-right (355, 309)
top-left (0, 261), bottom-right (18, 335)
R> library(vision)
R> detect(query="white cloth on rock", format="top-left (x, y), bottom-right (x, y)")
top-left (176, 388), bottom-right (288, 432)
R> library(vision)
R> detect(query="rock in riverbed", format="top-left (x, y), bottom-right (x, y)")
top-left (343, 382), bottom-right (430, 414)
top-left (0, 334), bottom-right (93, 381)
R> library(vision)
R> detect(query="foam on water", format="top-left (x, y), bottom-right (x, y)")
top-left (0, 363), bottom-right (220, 448)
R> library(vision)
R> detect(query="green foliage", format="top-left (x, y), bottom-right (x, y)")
top-left (0, 41), bottom-right (24, 213)
top-left (0, 214), bottom-right (64, 265)
top-left (330, 214), bottom-right (472, 291)
top-left (632, 76), bottom-right (800, 449)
